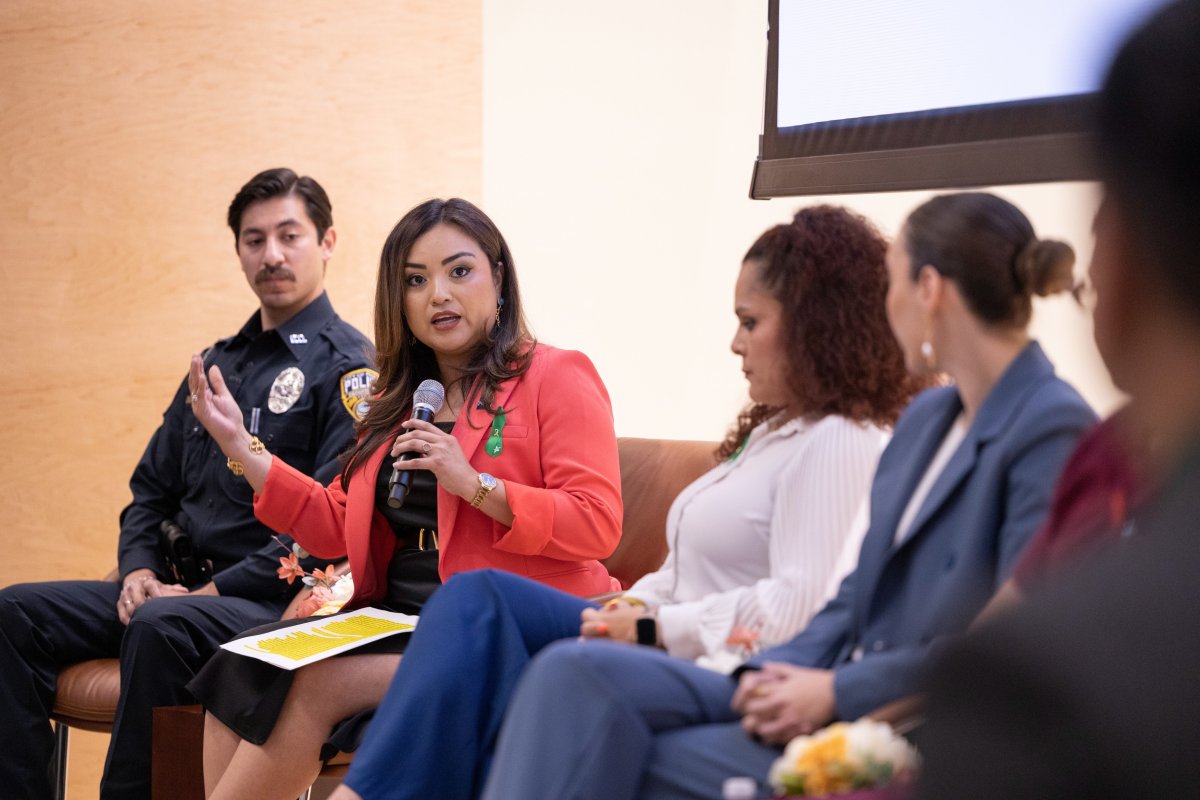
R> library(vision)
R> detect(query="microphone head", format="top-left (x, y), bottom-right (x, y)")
top-left (413, 379), bottom-right (445, 414)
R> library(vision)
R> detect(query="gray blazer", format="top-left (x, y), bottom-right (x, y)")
top-left (747, 342), bottom-right (1096, 718)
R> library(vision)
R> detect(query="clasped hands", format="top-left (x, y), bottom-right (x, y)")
top-left (731, 663), bottom-right (837, 745)
top-left (116, 568), bottom-right (216, 625)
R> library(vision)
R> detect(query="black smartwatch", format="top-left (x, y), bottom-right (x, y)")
top-left (635, 615), bottom-right (659, 647)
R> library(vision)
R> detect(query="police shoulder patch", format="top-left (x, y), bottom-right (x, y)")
top-left (340, 367), bottom-right (379, 421)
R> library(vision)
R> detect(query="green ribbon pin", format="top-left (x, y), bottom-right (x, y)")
top-left (485, 408), bottom-right (506, 457)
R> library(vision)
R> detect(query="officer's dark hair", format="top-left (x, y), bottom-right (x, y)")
top-left (340, 198), bottom-right (535, 487)
top-left (1096, 0), bottom-right (1200, 315)
top-left (227, 168), bottom-right (333, 244)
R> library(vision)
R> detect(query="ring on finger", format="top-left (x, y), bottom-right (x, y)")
top-left (422, 443), bottom-right (432, 454)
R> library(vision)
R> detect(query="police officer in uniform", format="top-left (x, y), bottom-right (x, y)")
top-left (0, 168), bottom-right (376, 800)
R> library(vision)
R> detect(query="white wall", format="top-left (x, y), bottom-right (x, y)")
top-left (483, 0), bottom-right (1121, 441)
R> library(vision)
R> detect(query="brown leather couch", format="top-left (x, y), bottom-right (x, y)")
top-left (53, 436), bottom-right (718, 799)
top-left (605, 437), bottom-right (717, 587)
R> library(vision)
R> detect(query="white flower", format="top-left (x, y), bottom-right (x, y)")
top-left (329, 573), bottom-right (354, 603)
top-left (768, 719), bottom-right (920, 796)
top-left (845, 719), bottom-right (920, 774)
top-left (311, 573), bottom-right (355, 616)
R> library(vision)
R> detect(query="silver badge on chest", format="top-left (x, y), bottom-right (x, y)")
top-left (268, 367), bottom-right (305, 413)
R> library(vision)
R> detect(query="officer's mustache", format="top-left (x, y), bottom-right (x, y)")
top-left (256, 266), bottom-right (296, 283)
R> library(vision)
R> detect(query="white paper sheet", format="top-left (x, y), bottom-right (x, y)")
top-left (220, 608), bottom-right (418, 670)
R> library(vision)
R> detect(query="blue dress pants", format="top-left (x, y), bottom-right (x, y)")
top-left (480, 640), bottom-right (782, 800)
top-left (344, 569), bottom-right (594, 800)
top-left (0, 580), bottom-right (282, 800)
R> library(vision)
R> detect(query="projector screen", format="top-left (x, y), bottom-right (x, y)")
top-left (751, 0), bottom-right (1168, 198)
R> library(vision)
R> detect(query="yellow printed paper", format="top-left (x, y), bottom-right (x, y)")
top-left (220, 608), bottom-right (418, 670)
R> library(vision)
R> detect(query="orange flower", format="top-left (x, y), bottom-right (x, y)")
top-left (726, 626), bottom-right (760, 650)
top-left (311, 564), bottom-right (338, 585)
top-left (276, 552), bottom-right (306, 584)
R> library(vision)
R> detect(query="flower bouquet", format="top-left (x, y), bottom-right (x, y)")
top-left (768, 719), bottom-right (919, 798)
top-left (275, 539), bottom-right (353, 618)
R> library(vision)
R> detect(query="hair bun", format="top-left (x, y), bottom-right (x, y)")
top-left (1015, 238), bottom-right (1075, 297)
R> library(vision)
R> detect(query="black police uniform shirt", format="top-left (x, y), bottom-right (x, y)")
top-left (117, 292), bottom-right (376, 602)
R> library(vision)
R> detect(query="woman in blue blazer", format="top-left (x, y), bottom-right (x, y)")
top-left (467, 193), bottom-right (1097, 800)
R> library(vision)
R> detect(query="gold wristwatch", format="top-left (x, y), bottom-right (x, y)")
top-left (470, 472), bottom-right (498, 508)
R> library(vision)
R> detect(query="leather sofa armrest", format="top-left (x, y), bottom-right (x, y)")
top-left (604, 438), bottom-right (717, 589)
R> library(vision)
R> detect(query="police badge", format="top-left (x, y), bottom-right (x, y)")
top-left (268, 367), bottom-right (305, 413)
top-left (340, 367), bottom-right (379, 421)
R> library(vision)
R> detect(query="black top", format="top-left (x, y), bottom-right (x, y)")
top-left (117, 292), bottom-right (375, 601)
top-left (374, 421), bottom-right (453, 547)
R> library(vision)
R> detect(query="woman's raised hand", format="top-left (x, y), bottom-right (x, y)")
top-left (187, 354), bottom-right (246, 451)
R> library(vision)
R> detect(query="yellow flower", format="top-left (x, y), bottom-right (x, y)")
top-left (769, 719), bottom-right (920, 797)
top-left (790, 726), bottom-right (854, 796)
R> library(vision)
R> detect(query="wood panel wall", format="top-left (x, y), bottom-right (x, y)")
top-left (0, 1), bottom-right (481, 793)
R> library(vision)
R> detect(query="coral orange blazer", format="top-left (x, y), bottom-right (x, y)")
top-left (255, 344), bottom-right (623, 606)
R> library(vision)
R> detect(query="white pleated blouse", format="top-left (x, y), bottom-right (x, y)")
top-left (624, 414), bottom-right (887, 667)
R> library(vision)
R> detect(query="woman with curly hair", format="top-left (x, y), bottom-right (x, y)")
top-left (324, 204), bottom-right (920, 800)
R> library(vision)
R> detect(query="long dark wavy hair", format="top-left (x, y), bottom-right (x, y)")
top-left (717, 205), bottom-right (923, 460)
top-left (341, 198), bottom-right (534, 486)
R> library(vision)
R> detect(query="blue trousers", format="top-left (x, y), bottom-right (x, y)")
top-left (344, 569), bottom-right (594, 800)
top-left (481, 640), bottom-right (782, 800)
top-left (344, 569), bottom-right (782, 800)
top-left (0, 580), bottom-right (282, 800)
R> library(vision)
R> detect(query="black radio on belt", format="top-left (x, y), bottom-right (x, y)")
top-left (159, 519), bottom-right (214, 587)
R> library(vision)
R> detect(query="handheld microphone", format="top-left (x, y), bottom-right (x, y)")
top-left (387, 379), bottom-right (445, 509)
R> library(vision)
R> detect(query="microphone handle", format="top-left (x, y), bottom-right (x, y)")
top-left (386, 405), bottom-right (437, 509)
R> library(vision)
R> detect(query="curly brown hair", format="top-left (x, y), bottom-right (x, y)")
top-left (717, 205), bottom-right (922, 460)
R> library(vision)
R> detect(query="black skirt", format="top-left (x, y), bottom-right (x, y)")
top-left (188, 546), bottom-right (441, 756)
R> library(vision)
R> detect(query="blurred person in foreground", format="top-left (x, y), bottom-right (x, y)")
top-left (920, 3), bottom-right (1200, 798)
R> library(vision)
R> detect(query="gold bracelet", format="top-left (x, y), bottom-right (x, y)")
top-left (227, 436), bottom-right (265, 476)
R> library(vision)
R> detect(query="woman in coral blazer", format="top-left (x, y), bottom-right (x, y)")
top-left (185, 198), bottom-right (621, 799)
top-left (257, 341), bottom-right (622, 604)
